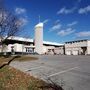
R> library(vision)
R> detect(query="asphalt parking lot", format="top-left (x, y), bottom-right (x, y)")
top-left (10, 55), bottom-right (90, 90)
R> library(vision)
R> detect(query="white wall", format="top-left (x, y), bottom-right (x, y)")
top-left (54, 47), bottom-right (64, 54)
top-left (87, 41), bottom-right (90, 54)
top-left (43, 46), bottom-right (47, 54)
top-left (65, 40), bottom-right (88, 55)
top-left (65, 41), bottom-right (87, 48)
top-left (7, 44), bottom-right (14, 52)
top-left (7, 43), bottom-right (34, 53)
top-left (35, 23), bottom-right (43, 54)
top-left (14, 43), bottom-right (23, 52)
top-left (43, 45), bottom-right (64, 55)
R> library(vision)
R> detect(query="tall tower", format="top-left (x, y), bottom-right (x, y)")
top-left (35, 23), bottom-right (43, 54)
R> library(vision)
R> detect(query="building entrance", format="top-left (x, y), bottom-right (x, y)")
top-left (81, 47), bottom-right (87, 55)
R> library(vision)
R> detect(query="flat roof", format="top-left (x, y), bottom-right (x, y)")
top-left (8, 36), bottom-right (33, 43)
top-left (43, 41), bottom-right (63, 46)
top-left (8, 36), bottom-right (63, 46)
top-left (65, 39), bottom-right (88, 43)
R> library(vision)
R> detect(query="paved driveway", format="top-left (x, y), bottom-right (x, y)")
top-left (10, 55), bottom-right (90, 90)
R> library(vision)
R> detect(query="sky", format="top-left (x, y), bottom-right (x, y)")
top-left (3, 0), bottom-right (90, 43)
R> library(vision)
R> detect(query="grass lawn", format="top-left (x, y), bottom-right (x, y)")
top-left (0, 65), bottom-right (48, 90)
top-left (0, 55), bottom-right (38, 62)
top-left (0, 55), bottom-right (38, 66)
top-left (0, 55), bottom-right (47, 90)
top-left (13, 55), bottom-right (38, 61)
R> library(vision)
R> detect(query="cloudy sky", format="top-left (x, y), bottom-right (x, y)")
top-left (4, 0), bottom-right (90, 43)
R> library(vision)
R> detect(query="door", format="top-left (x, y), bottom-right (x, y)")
top-left (72, 50), bottom-right (78, 55)
top-left (66, 50), bottom-right (71, 55)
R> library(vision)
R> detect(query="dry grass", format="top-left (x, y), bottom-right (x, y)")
top-left (0, 55), bottom-right (38, 61)
top-left (0, 55), bottom-right (46, 90)
top-left (0, 55), bottom-right (38, 66)
top-left (13, 55), bottom-right (38, 61)
top-left (0, 66), bottom-right (47, 90)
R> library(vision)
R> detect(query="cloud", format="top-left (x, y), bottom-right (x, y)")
top-left (55, 20), bottom-right (60, 24)
top-left (15, 7), bottom-right (26, 14)
top-left (57, 7), bottom-right (76, 14)
top-left (43, 19), bottom-right (49, 24)
top-left (67, 21), bottom-right (78, 27)
top-left (76, 31), bottom-right (90, 37)
top-left (78, 5), bottom-right (90, 14)
top-left (57, 28), bottom-right (75, 36)
top-left (49, 23), bottom-right (62, 32)
top-left (18, 17), bottom-right (28, 26)
top-left (15, 7), bottom-right (28, 26)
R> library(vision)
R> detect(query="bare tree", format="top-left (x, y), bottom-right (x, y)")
top-left (0, 4), bottom-right (24, 68)
top-left (0, 7), bottom-right (22, 54)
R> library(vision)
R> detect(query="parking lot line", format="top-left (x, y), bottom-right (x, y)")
top-left (26, 66), bottom-right (44, 71)
top-left (47, 67), bottom-right (79, 77)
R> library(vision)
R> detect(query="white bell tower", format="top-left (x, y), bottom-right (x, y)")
top-left (34, 19), bottom-right (43, 54)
